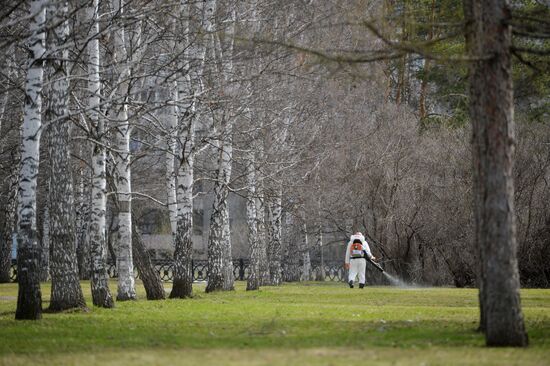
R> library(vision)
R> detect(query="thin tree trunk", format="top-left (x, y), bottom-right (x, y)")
top-left (464, 0), bottom-right (528, 347)
top-left (301, 220), bottom-right (311, 281)
top-left (206, 3), bottom-right (236, 293)
top-left (0, 164), bottom-right (18, 283)
top-left (169, 1), bottom-right (201, 299)
top-left (255, 138), bottom-right (269, 286)
top-left (76, 166), bottom-right (90, 280)
top-left (206, 128), bottom-right (232, 293)
top-left (39, 205), bottom-right (49, 282)
top-left (283, 212), bottom-right (300, 282)
top-left (170, 134), bottom-right (195, 298)
top-left (267, 187), bottom-right (283, 286)
top-left (0, 75), bottom-right (15, 282)
top-left (132, 218), bottom-right (165, 300)
top-left (315, 199), bottom-right (325, 281)
top-left (111, 0), bottom-right (136, 301)
top-left (220, 10), bottom-right (237, 292)
top-left (221, 126), bottom-right (235, 291)
top-left (246, 149), bottom-right (260, 291)
top-left (221, 197), bottom-right (235, 290)
top-left (15, 0), bottom-right (47, 320)
top-left (88, 0), bottom-right (114, 308)
top-left (165, 82), bottom-right (178, 243)
top-left (0, 44), bottom-right (13, 145)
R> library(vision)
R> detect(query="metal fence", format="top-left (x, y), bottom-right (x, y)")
top-left (9, 259), bottom-right (347, 283)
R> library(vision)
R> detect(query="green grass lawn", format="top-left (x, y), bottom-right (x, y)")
top-left (1, 281), bottom-right (549, 365)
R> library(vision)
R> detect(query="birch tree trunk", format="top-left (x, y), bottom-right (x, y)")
top-left (266, 187), bottom-right (283, 285)
top-left (301, 220), bottom-right (311, 281)
top-left (169, 0), bottom-right (203, 299)
top-left (76, 167), bottom-right (90, 279)
top-left (221, 125), bottom-right (235, 291)
top-left (0, 165), bottom-right (18, 283)
top-left (111, 0), bottom-right (136, 301)
top-left (15, 0), bottom-right (47, 320)
top-left (0, 50), bottom-right (15, 283)
top-left (220, 11), bottom-right (237, 292)
top-left (246, 149), bottom-right (260, 291)
top-left (255, 135), bottom-right (269, 286)
top-left (464, 0), bottom-right (528, 347)
top-left (206, 122), bottom-right (233, 292)
top-left (206, 2), bottom-right (237, 293)
top-left (283, 211), bottom-right (301, 282)
top-left (221, 195), bottom-right (235, 290)
top-left (315, 204), bottom-right (325, 281)
top-left (265, 114), bottom-right (288, 286)
top-left (39, 205), bottom-right (49, 282)
top-left (45, 0), bottom-right (86, 311)
top-left (88, 0), bottom-right (114, 308)
top-left (132, 218), bottom-right (165, 300)
top-left (165, 81), bottom-right (178, 243)
top-left (0, 44), bottom-right (13, 148)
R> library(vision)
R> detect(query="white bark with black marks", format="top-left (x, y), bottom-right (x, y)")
top-left (206, 123), bottom-right (233, 292)
top-left (267, 187), bottom-right (283, 285)
top-left (246, 148), bottom-right (260, 291)
top-left (15, 0), bottom-right (47, 320)
top-left (254, 133), bottom-right (269, 286)
top-left (45, 0), bottom-right (86, 311)
top-left (165, 82), bottom-right (178, 242)
top-left (207, 5), bottom-right (238, 293)
top-left (111, 0), bottom-right (136, 301)
top-left (169, 0), bottom-right (205, 299)
top-left (88, 0), bottom-right (114, 308)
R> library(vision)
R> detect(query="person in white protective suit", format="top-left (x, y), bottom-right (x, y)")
top-left (344, 232), bottom-right (376, 288)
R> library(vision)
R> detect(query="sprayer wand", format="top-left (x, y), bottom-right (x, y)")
top-left (366, 256), bottom-right (385, 273)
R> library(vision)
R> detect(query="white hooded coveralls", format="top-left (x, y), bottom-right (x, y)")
top-left (345, 233), bottom-right (374, 285)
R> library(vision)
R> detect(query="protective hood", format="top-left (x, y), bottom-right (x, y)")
top-left (349, 233), bottom-right (366, 244)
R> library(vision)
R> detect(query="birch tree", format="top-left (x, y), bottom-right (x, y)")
top-left (246, 132), bottom-right (260, 291)
top-left (132, 216), bottom-right (165, 300)
top-left (255, 126), bottom-right (270, 285)
top-left (266, 185), bottom-right (283, 285)
top-left (205, 0), bottom-right (237, 294)
top-left (110, 0), bottom-right (136, 301)
top-left (206, 115), bottom-right (235, 292)
top-left (169, 0), bottom-right (207, 299)
top-left (76, 166), bottom-right (90, 279)
top-left (300, 217), bottom-right (311, 281)
top-left (39, 205), bottom-right (49, 282)
top-left (219, 8), bottom-right (238, 292)
top-left (88, 0), bottom-right (114, 308)
top-left (45, 0), bottom-right (86, 311)
top-left (0, 165), bottom-right (17, 283)
top-left (15, 0), bottom-right (47, 320)
top-left (283, 210), bottom-right (301, 282)
top-left (265, 113), bottom-right (290, 286)
top-left (0, 46), bottom-right (17, 284)
top-left (164, 79), bottom-right (178, 243)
